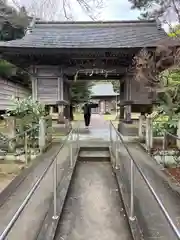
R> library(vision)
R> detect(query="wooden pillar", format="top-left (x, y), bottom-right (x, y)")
top-left (57, 76), bottom-right (64, 114)
top-left (65, 82), bottom-right (69, 120)
top-left (63, 80), bottom-right (71, 120)
top-left (124, 76), bottom-right (133, 124)
top-left (120, 106), bottom-right (124, 119)
top-left (31, 67), bottom-right (38, 101)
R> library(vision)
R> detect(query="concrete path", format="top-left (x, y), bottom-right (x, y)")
top-left (74, 114), bottom-right (113, 141)
top-left (75, 114), bottom-right (136, 143)
top-left (54, 161), bottom-right (132, 240)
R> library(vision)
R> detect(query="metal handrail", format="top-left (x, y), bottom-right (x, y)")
top-left (164, 130), bottom-right (180, 141)
top-left (109, 121), bottom-right (180, 239)
top-left (0, 127), bottom-right (78, 240)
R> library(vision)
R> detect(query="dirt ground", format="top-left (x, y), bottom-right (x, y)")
top-left (163, 167), bottom-right (180, 184)
top-left (0, 161), bottom-right (25, 193)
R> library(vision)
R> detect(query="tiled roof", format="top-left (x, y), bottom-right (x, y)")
top-left (91, 82), bottom-right (118, 96)
top-left (0, 20), bottom-right (169, 49)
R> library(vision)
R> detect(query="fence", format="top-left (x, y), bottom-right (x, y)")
top-left (152, 130), bottom-right (180, 167)
top-left (109, 121), bottom-right (180, 239)
top-left (0, 124), bottom-right (80, 240)
top-left (138, 115), bottom-right (180, 153)
top-left (38, 115), bottom-right (53, 153)
top-left (138, 115), bottom-right (153, 152)
top-left (0, 124), bottom-right (40, 163)
top-left (0, 116), bottom-right (54, 163)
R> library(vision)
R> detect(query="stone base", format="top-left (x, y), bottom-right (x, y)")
top-left (123, 119), bottom-right (133, 124)
top-left (118, 121), bottom-right (138, 136)
top-left (56, 100), bottom-right (69, 106)
top-left (57, 114), bottom-right (65, 124)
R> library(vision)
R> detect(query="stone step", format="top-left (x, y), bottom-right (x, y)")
top-left (80, 146), bottom-right (109, 152)
top-left (78, 150), bottom-right (110, 162)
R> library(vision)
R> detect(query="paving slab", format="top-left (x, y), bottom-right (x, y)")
top-left (54, 161), bottom-right (132, 240)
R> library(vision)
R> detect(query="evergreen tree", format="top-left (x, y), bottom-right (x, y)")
top-left (129, 0), bottom-right (180, 23)
top-left (70, 81), bottom-right (93, 105)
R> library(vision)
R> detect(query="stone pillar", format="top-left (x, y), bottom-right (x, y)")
top-left (124, 105), bottom-right (131, 123)
top-left (38, 117), bottom-right (46, 153)
top-left (146, 115), bottom-right (153, 152)
top-left (177, 119), bottom-right (180, 149)
top-left (49, 106), bottom-right (53, 115)
top-left (100, 101), bottom-right (102, 113)
top-left (138, 114), bottom-right (145, 140)
top-left (104, 100), bottom-right (106, 113)
top-left (6, 116), bottom-right (16, 152)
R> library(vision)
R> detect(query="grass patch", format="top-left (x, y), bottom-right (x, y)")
top-left (74, 113), bottom-right (118, 121)
top-left (103, 114), bottom-right (117, 121)
top-left (0, 120), bottom-right (8, 135)
top-left (74, 113), bottom-right (84, 121)
top-left (0, 160), bottom-right (25, 193)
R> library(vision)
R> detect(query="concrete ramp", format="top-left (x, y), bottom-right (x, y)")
top-left (54, 161), bottom-right (132, 240)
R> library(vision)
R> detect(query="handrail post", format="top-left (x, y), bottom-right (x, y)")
top-left (77, 123), bottom-right (80, 153)
top-left (52, 157), bottom-right (58, 220)
top-left (162, 131), bottom-right (166, 167)
top-left (115, 132), bottom-right (118, 169)
top-left (24, 132), bottom-right (28, 164)
top-left (109, 121), bottom-right (112, 149)
top-left (129, 157), bottom-right (135, 221)
top-left (69, 133), bottom-right (73, 168)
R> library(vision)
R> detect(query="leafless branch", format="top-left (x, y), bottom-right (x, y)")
top-left (9, 0), bottom-right (104, 21)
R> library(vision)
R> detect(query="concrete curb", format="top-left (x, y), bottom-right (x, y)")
top-left (0, 143), bottom-right (59, 208)
top-left (36, 150), bottom-right (80, 240)
top-left (137, 141), bottom-right (180, 197)
top-left (109, 150), bottom-right (144, 240)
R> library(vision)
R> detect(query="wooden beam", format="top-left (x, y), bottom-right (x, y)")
top-left (1, 47), bottom-right (140, 57)
top-left (63, 66), bottom-right (128, 75)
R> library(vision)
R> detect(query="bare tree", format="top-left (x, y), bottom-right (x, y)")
top-left (8, 0), bottom-right (104, 22)
top-left (133, 30), bottom-right (180, 100)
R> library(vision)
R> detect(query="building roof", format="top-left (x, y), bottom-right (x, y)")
top-left (0, 20), bottom-right (169, 49)
top-left (91, 82), bottom-right (118, 97)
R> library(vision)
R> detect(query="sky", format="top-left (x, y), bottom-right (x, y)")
top-left (8, 0), bottom-right (141, 21)
top-left (7, 0), bottom-right (171, 31)
top-left (72, 0), bottom-right (140, 21)
top-left (101, 0), bottom-right (140, 20)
